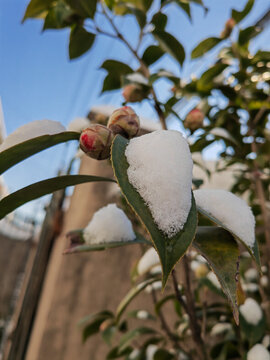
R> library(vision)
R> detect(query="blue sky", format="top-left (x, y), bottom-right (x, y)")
top-left (0, 0), bottom-right (269, 219)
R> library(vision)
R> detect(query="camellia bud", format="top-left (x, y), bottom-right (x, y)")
top-left (220, 18), bottom-right (236, 39)
top-left (184, 109), bottom-right (204, 132)
top-left (79, 124), bottom-right (113, 160)
top-left (122, 84), bottom-right (145, 103)
top-left (107, 106), bottom-right (140, 139)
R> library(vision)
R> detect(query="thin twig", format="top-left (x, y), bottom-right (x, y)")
top-left (151, 289), bottom-right (180, 349)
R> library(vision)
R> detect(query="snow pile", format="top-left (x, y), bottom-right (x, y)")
top-left (137, 310), bottom-right (148, 319)
top-left (240, 298), bottom-right (263, 325)
top-left (137, 247), bottom-right (160, 275)
top-left (247, 344), bottom-right (270, 360)
top-left (242, 283), bottom-right (259, 292)
top-left (207, 271), bottom-right (221, 289)
top-left (145, 280), bottom-right (162, 293)
top-left (126, 130), bottom-right (193, 237)
top-left (126, 72), bottom-right (148, 85)
top-left (67, 117), bottom-right (90, 133)
top-left (0, 120), bottom-right (65, 152)
top-left (209, 128), bottom-right (237, 143)
top-left (194, 189), bottom-right (255, 248)
top-left (83, 204), bottom-right (135, 244)
top-left (210, 323), bottom-right (232, 336)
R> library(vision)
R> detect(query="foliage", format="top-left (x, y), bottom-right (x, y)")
top-left (2, 0), bottom-right (270, 358)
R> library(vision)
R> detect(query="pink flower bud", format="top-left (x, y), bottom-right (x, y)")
top-left (220, 18), bottom-right (236, 39)
top-left (122, 84), bottom-right (145, 103)
top-left (79, 124), bottom-right (113, 160)
top-left (184, 109), bottom-right (204, 132)
top-left (107, 106), bottom-right (140, 139)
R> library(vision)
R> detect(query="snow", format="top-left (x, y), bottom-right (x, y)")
top-left (194, 189), bottom-right (255, 248)
top-left (242, 283), bottom-right (259, 292)
top-left (67, 117), bottom-right (90, 133)
top-left (146, 345), bottom-right (158, 360)
top-left (207, 271), bottom-right (221, 289)
top-left (145, 280), bottom-right (162, 293)
top-left (260, 276), bottom-right (269, 287)
top-left (210, 323), bottom-right (232, 336)
top-left (244, 268), bottom-right (258, 281)
top-left (247, 344), bottom-right (270, 360)
top-left (240, 298), bottom-right (263, 325)
top-left (137, 247), bottom-right (160, 275)
top-left (83, 204), bottom-right (135, 244)
top-left (137, 310), bottom-right (148, 319)
top-left (126, 130), bottom-right (193, 237)
top-left (0, 120), bottom-right (65, 152)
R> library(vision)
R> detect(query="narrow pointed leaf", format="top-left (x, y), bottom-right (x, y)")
top-left (193, 226), bottom-right (240, 324)
top-left (63, 232), bottom-right (151, 254)
top-left (0, 131), bottom-right (80, 175)
top-left (116, 278), bottom-right (160, 323)
top-left (153, 30), bottom-right (185, 66)
top-left (118, 327), bottom-right (157, 352)
top-left (0, 175), bottom-right (116, 219)
top-left (231, 0), bottom-right (254, 24)
top-left (111, 135), bottom-right (197, 288)
top-left (191, 37), bottom-right (221, 59)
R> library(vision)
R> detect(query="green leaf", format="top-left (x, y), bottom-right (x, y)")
top-left (101, 60), bottom-right (133, 75)
top-left (118, 327), bottom-right (157, 352)
top-left (69, 26), bottom-right (95, 59)
top-left (231, 0), bottom-right (254, 24)
top-left (151, 12), bottom-right (167, 31)
top-left (100, 60), bottom-right (133, 92)
top-left (142, 45), bottom-right (164, 66)
top-left (63, 232), bottom-right (151, 254)
top-left (193, 226), bottom-right (240, 324)
top-left (154, 349), bottom-right (174, 360)
top-left (111, 135), bottom-right (197, 287)
top-left (153, 30), bottom-right (185, 66)
top-left (196, 206), bottom-right (261, 271)
top-left (79, 310), bottom-right (114, 343)
top-left (191, 37), bottom-right (221, 59)
top-left (177, 1), bottom-right (191, 20)
top-left (197, 63), bottom-right (228, 92)
top-left (154, 294), bottom-right (176, 316)
top-left (43, 1), bottom-right (74, 30)
top-left (23, 0), bottom-right (53, 21)
top-left (116, 278), bottom-right (160, 323)
top-left (65, 0), bottom-right (97, 18)
top-left (238, 26), bottom-right (260, 46)
top-left (0, 175), bottom-right (116, 220)
top-left (0, 131), bottom-right (79, 175)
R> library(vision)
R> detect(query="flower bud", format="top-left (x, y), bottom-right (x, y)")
top-left (79, 124), bottom-right (113, 160)
top-left (122, 84), bottom-right (145, 103)
top-left (220, 18), bottom-right (236, 39)
top-left (107, 106), bottom-right (140, 139)
top-left (184, 109), bottom-right (204, 132)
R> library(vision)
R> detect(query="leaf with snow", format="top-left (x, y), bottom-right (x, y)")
top-left (194, 189), bottom-right (260, 269)
top-left (0, 120), bottom-right (79, 174)
top-left (240, 298), bottom-right (266, 345)
top-left (193, 226), bottom-right (240, 324)
top-left (111, 133), bottom-right (197, 288)
top-left (64, 204), bottom-right (151, 254)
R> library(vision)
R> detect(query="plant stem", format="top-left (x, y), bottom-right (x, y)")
top-left (99, 3), bottom-right (168, 129)
top-left (151, 289), bottom-right (180, 350)
top-left (174, 257), bottom-right (208, 360)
